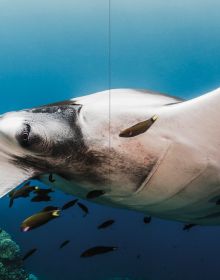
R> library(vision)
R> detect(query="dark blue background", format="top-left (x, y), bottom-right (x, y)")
top-left (0, 0), bottom-right (220, 279)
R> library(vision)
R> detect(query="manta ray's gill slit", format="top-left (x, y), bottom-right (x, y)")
top-left (133, 158), bottom-right (158, 193)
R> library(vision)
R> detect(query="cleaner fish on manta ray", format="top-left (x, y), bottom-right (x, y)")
top-left (1, 88), bottom-right (220, 225)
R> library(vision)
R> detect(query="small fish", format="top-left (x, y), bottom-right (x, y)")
top-left (22, 248), bottom-right (37, 261)
top-left (9, 183), bottom-right (39, 207)
top-left (49, 173), bottom-right (55, 183)
top-left (42, 206), bottom-right (59, 212)
top-left (31, 194), bottom-right (52, 202)
top-left (77, 202), bottom-right (89, 216)
top-left (62, 199), bottom-right (78, 210)
top-left (86, 190), bottom-right (105, 199)
top-left (143, 216), bottom-right (152, 224)
top-left (119, 115), bottom-right (158, 138)
top-left (97, 219), bottom-right (115, 229)
top-left (59, 240), bottom-right (70, 249)
top-left (34, 188), bottom-right (54, 195)
top-left (182, 223), bottom-right (196, 231)
top-left (9, 182), bottom-right (30, 198)
top-left (21, 209), bottom-right (61, 232)
top-left (80, 246), bottom-right (118, 258)
top-left (136, 254), bottom-right (141, 260)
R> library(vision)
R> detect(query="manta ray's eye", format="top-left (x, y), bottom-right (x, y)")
top-left (22, 132), bottom-right (29, 142)
top-left (17, 123), bottom-right (46, 152)
top-left (18, 124), bottom-right (31, 147)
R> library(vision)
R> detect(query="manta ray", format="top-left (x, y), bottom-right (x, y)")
top-left (1, 88), bottom-right (220, 225)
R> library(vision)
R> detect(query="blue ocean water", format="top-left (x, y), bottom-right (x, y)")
top-left (0, 0), bottom-right (220, 279)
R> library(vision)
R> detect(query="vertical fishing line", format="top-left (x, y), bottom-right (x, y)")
top-left (108, 0), bottom-right (112, 188)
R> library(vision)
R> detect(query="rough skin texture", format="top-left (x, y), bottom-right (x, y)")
top-left (0, 229), bottom-right (38, 280)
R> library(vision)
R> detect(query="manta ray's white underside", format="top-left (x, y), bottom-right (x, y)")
top-left (1, 88), bottom-right (220, 225)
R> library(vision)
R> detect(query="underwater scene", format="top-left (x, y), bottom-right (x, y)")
top-left (1, 0), bottom-right (220, 279)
